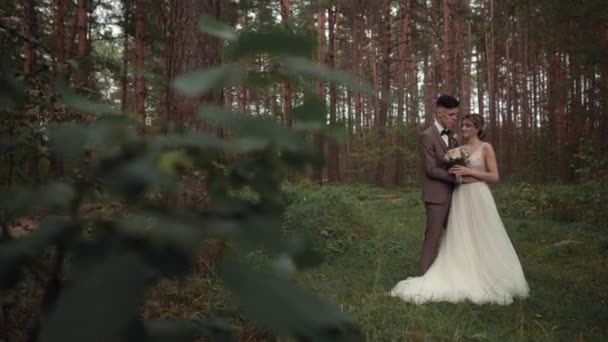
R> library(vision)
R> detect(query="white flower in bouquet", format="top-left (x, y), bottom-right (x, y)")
top-left (443, 147), bottom-right (470, 183)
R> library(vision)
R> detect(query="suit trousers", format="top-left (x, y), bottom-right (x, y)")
top-left (418, 200), bottom-right (451, 275)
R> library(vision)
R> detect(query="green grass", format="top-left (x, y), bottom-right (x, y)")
top-left (287, 184), bottom-right (608, 341)
top-left (144, 183), bottom-right (608, 341)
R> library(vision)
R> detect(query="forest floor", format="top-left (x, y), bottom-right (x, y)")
top-left (144, 183), bottom-right (608, 341)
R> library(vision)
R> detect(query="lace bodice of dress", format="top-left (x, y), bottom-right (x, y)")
top-left (466, 144), bottom-right (487, 172)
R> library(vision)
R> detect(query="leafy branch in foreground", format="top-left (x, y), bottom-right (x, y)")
top-left (1, 18), bottom-right (373, 341)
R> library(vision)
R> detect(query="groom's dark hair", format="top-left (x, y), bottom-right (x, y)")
top-left (436, 95), bottom-right (460, 109)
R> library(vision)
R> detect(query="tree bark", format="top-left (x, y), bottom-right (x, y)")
top-left (505, 22), bottom-right (513, 177)
top-left (312, 3), bottom-right (326, 185)
top-left (394, 0), bottom-right (411, 186)
top-left (134, 0), bottom-right (145, 131)
top-left (460, 16), bottom-right (472, 117)
top-left (520, 7), bottom-right (530, 154)
top-left (485, 0), bottom-right (497, 147)
top-left (476, 49), bottom-right (484, 117)
top-left (327, 1), bottom-right (340, 182)
top-left (74, 0), bottom-right (88, 87)
top-left (53, 0), bottom-right (66, 78)
top-left (424, 54), bottom-right (434, 125)
top-left (21, 0), bottom-right (36, 78)
top-left (601, 25), bottom-right (608, 152)
top-left (279, 0), bottom-right (292, 129)
top-left (374, 1), bottom-right (390, 187)
top-left (352, 9), bottom-right (363, 137)
top-left (549, 49), bottom-right (566, 180)
top-left (167, 0), bottom-right (222, 129)
top-left (120, 0), bottom-right (129, 114)
top-left (279, 0), bottom-right (295, 182)
top-left (441, 0), bottom-right (451, 92)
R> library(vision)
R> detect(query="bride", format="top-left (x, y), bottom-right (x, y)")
top-left (390, 114), bottom-right (529, 305)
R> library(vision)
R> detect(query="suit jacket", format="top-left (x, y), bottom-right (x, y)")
top-left (419, 125), bottom-right (459, 204)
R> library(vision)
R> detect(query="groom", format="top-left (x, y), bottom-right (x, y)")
top-left (418, 95), bottom-right (463, 275)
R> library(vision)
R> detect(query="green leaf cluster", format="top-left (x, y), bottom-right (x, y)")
top-left (0, 17), bottom-right (364, 342)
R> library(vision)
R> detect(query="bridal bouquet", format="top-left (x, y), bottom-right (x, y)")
top-left (443, 147), bottom-right (470, 183)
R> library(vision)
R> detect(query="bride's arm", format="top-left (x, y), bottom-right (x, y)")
top-left (450, 144), bottom-right (500, 183)
top-left (476, 143), bottom-right (500, 183)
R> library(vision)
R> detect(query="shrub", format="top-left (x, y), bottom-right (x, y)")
top-left (282, 183), bottom-right (374, 254)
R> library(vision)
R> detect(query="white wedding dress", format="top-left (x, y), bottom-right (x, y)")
top-left (390, 144), bottom-right (529, 305)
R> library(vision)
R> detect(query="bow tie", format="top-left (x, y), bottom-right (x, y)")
top-left (440, 129), bottom-right (451, 136)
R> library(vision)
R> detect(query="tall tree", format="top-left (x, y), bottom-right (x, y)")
top-left (442, 0), bottom-right (451, 92)
top-left (166, 0), bottom-right (221, 129)
top-left (134, 0), bottom-right (145, 129)
top-left (327, 1), bottom-right (340, 182)
top-left (351, 1), bottom-right (364, 138)
top-left (351, 4), bottom-right (363, 137)
top-left (374, 0), bottom-right (390, 187)
top-left (484, 0), bottom-right (497, 147)
top-left (74, 0), bottom-right (88, 87)
top-left (548, 48), bottom-right (566, 179)
top-left (279, 0), bottom-right (292, 129)
top-left (21, 0), bottom-right (36, 78)
top-left (278, 0), bottom-right (296, 182)
top-left (312, 2), bottom-right (326, 185)
top-left (120, 0), bottom-right (130, 113)
top-left (459, 2), bottom-right (472, 116)
top-left (394, 0), bottom-right (411, 186)
top-left (53, 0), bottom-right (66, 78)
top-left (601, 24), bottom-right (608, 151)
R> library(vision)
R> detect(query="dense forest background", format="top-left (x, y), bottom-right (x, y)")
top-left (1, 0), bottom-right (608, 341)
top-left (3, 0), bottom-right (607, 188)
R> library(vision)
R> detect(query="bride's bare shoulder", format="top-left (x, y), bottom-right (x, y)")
top-left (482, 142), bottom-right (496, 156)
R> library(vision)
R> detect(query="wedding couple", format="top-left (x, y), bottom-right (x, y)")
top-left (389, 95), bottom-right (530, 305)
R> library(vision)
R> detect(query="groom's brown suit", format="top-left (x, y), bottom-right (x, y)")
top-left (418, 124), bottom-right (459, 275)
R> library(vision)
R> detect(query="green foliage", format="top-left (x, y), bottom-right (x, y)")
top-left (199, 15), bottom-right (238, 41)
top-left (494, 180), bottom-right (608, 225)
top-left (286, 185), bottom-right (607, 341)
top-left (345, 125), bottom-right (419, 185)
top-left (172, 66), bottom-right (245, 97)
top-left (1, 23), bottom-right (365, 341)
top-left (282, 183), bottom-right (374, 254)
top-left (225, 30), bottom-right (317, 60)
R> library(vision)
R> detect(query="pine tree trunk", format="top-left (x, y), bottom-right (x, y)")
top-left (520, 8), bottom-right (530, 156)
top-left (424, 54), bottom-right (434, 125)
top-left (505, 25), bottom-right (514, 177)
top-left (167, 0), bottom-right (221, 129)
top-left (120, 0), bottom-right (129, 114)
top-left (74, 0), bottom-right (88, 87)
top-left (166, 0), bottom-right (224, 271)
top-left (327, 1), bottom-right (340, 182)
top-left (549, 49), bottom-right (566, 180)
top-left (353, 10), bottom-right (363, 137)
top-left (53, 0), bottom-right (66, 78)
top-left (461, 17), bottom-right (472, 116)
top-left (134, 0), bottom-right (146, 132)
top-left (279, 1), bottom-right (295, 182)
top-left (476, 50), bottom-right (484, 117)
top-left (371, 12), bottom-right (379, 129)
top-left (279, 0), bottom-right (292, 129)
top-left (374, 1), bottom-right (390, 187)
top-left (21, 0), bottom-right (36, 78)
top-left (601, 25), bottom-right (608, 152)
top-left (485, 0), bottom-right (497, 147)
top-left (312, 4), bottom-right (326, 185)
top-left (441, 0), bottom-right (451, 92)
top-left (394, 0), bottom-right (410, 186)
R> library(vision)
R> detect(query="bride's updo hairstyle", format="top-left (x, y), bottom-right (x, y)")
top-left (463, 114), bottom-right (487, 140)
